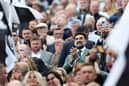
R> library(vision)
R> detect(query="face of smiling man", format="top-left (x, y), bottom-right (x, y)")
top-left (74, 33), bottom-right (87, 49)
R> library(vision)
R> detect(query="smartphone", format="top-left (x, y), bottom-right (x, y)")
top-left (102, 20), bottom-right (107, 28)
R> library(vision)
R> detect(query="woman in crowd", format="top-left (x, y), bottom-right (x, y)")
top-left (103, 0), bottom-right (116, 17)
top-left (54, 67), bottom-right (67, 84)
top-left (46, 71), bottom-right (64, 86)
top-left (22, 71), bottom-right (46, 86)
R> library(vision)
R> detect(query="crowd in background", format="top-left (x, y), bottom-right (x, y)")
top-left (0, 0), bottom-right (129, 86)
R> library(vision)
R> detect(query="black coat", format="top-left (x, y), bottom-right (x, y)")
top-left (33, 57), bottom-right (49, 76)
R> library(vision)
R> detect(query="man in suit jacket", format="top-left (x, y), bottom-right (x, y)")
top-left (30, 37), bottom-right (53, 68)
top-left (58, 26), bottom-right (95, 67)
top-left (77, 0), bottom-right (90, 25)
top-left (63, 33), bottom-right (89, 73)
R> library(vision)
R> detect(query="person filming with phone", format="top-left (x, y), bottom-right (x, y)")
top-left (88, 17), bottom-right (111, 45)
top-left (88, 17), bottom-right (111, 71)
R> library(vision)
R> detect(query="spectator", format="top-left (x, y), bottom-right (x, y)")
top-left (10, 62), bottom-right (30, 81)
top-left (31, 2), bottom-right (43, 12)
top-left (49, 0), bottom-right (60, 17)
top-left (60, 0), bottom-right (68, 8)
top-left (64, 19), bottom-right (81, 42)
top-left (88, 17), bottom-right (111, 44)
top-left (90, 0), bottom-right (103, 29)
top-left (54, 14), bottom-right (72, 40)
top-left (65, 3), bottom-right (79, 29)
top-left (46, 29), bottom-right (64, 53)
top-left (87, 82), bottom-right (100, 86)
top-left (46, 71), bottom-right (64, 86)
top-left (12, 31), bottom-right (19, 46)
top-left (72, 63), bottom-right (84, 86)
top-left (7, 80), bottom-right (23, 86)
top-left (16, 44), bottom-right (31, 59)
top-left (54, 67), bottom-right (67, 83)
top-left (52, 27), bottom-right (64, 40)
top-left (84, 14), bottom-right (96, 31)
top-left (20, 28), bottom-right (33, 46)
top-left (23, 71), bottom-right (46, 86)
top-left (85, 48), bottom-right (99, 64)
top-left (105, 47), bottom-right (117, 71)
top-left (55, 4), bottom-right (64, 13)
top-left (63, 32), bottom-right (89, 73)
top-left (28, 20), bottom-right (38, 31)
top-left (40, 11), bottom-right (50, 24)
top-left (79, 63), bottom-right (100, 86)
top-left (30, 37), bottom-right (53, 68)
top-left (77, 0), bottom-right (90, 25)
top-left (109, 0), bottom-right (129, 24)
top-left (48, 39), bottom-right (64, 68)
top-left (19, 57), bottom-right (37, 71)
top-left (0, 63), bottom-right (7, 86)
top-left (71, 20), bottom-right (81, 37)
top-left (64, 82), bottom-right (79, 86)
top-left (58, 26), bottom-right (95, 67)
top-left (34, 22), bottom-right (55, 47)
top-left (22, 28), bottom-right (33, 41)
top-left (16, 43), bottom-right (48, 74)
top-left (103, 0), bottom-right (116, 17)
top-left (85, 48), bottom-right (101, 74)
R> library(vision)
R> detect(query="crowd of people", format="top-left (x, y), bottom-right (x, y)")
top-left (0, 0), bottom-right (129, 86)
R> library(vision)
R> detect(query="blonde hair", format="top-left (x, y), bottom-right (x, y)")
top-left (20, 57), bottom-right (37, 71)
top-left (85, 14), bottom-right (95, 30)
top-left (72, 62), bottom-right (84, 76)
top-left (104, 0), bottom-right (116, 16)
top-left (22, 71), bottom-right (46, 86)
top-left (53, 67), bottom-right (67, 82)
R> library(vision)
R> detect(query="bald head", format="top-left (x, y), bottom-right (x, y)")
top-left (16, 44), bottom-right (31, 58)
top-left (15, 62), bottom-right (30, 76)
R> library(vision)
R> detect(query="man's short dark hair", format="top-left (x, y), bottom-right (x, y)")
top-left (80, 63), bottom-right (96, 72)
top-left (30, 36), bottom-right (41, 42)
top-left (74, 32), bottom-right (87, 39)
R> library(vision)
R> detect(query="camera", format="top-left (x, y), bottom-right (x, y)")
top-left (101, 19), bottom-right (107, 28)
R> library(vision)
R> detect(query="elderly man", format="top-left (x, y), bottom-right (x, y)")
top-left (88, 17), bottom-right (110, 44)
top-left (34, 22), bottom-right (55, 47)
top-left (10, 62), bottom-right (30, 81)
top-left (16, 44), bottom-right (31, 59)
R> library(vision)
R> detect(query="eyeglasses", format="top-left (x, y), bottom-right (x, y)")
top-left (46, 77), bottom-right (55, 81)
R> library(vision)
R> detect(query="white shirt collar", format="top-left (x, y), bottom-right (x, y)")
top-left (31, 50), bottom-right (42, 58)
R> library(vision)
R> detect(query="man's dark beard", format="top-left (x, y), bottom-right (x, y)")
top-left (76, 44), bottom-right (84, 49)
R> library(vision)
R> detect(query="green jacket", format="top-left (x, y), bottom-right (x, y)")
top-left (63, 47), bottom-right (89, 73)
